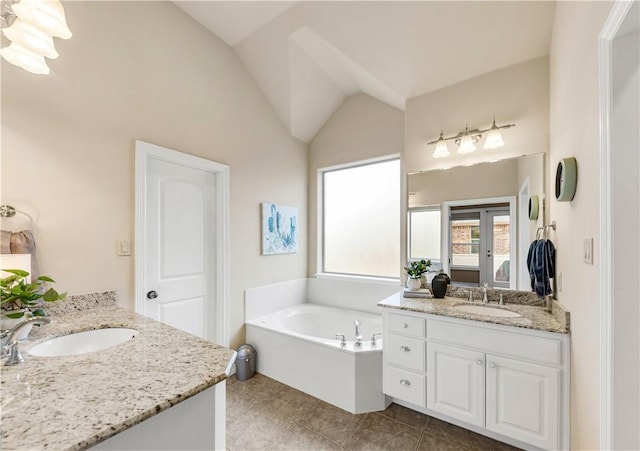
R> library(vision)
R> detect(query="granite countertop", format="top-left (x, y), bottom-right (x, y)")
top-left (1, 301), bottom-right (237, 451)
top-left (378, 292), bottom-right (570, 334)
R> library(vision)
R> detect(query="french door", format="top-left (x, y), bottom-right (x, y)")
top-left (449, 205), bottom-right (511, 288)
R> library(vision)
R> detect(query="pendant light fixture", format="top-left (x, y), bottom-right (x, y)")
top-left (0, 0), bottom-right (72, 75)
top-left (483, 118), bottom-right (506, 149)
top-left (457, 125), bottom-right (477, 154)
top-left (432, 131), bottom-right (450, 158)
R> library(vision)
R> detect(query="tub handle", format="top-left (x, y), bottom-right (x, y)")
top-left (371, 332), bottom-right (382, 346)
top-left (400, 379), bottom-right (411, 386)
top-left (401, 323), bottom-right (408, 329)
top-left (335, 333), bottom-right (347, 347)
top-left (399, 345), bottom-right (411, 352)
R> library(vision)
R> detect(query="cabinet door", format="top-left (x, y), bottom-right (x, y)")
top-left (486, 355), bottom-right (560, 450)
top-left (427, 342), bottom-right (485, 427)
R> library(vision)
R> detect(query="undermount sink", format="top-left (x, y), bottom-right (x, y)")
top-left (453, 304), bottom-right (522, 318)
top-left (29, 328), bottom-right (139, 357)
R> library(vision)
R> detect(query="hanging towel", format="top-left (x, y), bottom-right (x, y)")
top-left (0, 229), bottom-right (40, 279)
top-left (527, 238), bottom-right (556, 298)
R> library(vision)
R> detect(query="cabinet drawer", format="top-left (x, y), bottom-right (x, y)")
top-left (427, 319), bottom-right (563, 366)
top-left (386, 312), bottom-right (426, 337)
top-left (385, 366), bottom-right (426, 407)
top-left (385, 334), bottom-right (426, 371)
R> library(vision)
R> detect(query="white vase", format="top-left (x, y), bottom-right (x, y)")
top-left (407, 277), bottom-right (422, 291)
top-left (1, 310), bottom-right (32, 341)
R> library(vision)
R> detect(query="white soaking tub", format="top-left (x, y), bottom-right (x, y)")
top-left (245, 303), bottom-right (390, 414)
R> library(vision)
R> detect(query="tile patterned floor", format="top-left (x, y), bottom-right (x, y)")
top-left (226, 373), bottom-right (521, 451)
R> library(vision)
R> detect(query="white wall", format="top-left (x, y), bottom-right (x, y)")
top-left (308, 93), bottom-right (404, 275)
top-left (0, 2), bottom-right (308, 349)
top-left (549, 1), bottom-right (614, 449)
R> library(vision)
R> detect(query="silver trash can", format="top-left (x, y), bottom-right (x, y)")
top-left (235, 344), bottom-right (256, 381)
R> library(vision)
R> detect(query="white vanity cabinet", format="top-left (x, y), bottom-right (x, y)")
top-left (382, 309), bottom-right (570, 450)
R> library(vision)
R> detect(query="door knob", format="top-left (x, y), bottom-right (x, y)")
top-left (146, 290), bottom-right (158, 299)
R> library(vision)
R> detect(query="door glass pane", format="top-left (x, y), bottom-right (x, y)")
top-left (409, 209), bottom-right (441, 262)
top-left (451, 219), bottom-right (480, 267)
top-left (492, 215), bottom-right (510, 283)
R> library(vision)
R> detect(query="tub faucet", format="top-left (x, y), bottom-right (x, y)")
top-left (371, 333), bottom-right (382, 347)
top-left (335, 333), bottom-right (346, 347)
top-left (468, 290), bottom-right (474, 302)
top-left (354, 320), bottom-right (362, 346)
top-left (2, 317), bottom-right (51, 366)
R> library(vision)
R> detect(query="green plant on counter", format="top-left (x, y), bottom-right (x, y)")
top-left (1, 269), bottom-right (66, 318)
top-left (404, 259), bottom-right (432, 279)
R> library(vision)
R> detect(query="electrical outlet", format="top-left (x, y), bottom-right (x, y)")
top-left (583, 238), bottom-right (593, 265)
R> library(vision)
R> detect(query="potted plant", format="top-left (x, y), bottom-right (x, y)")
top-left (1, 269), bottom-right (66, 338)
top-left (404, 259), bottom-right (431, 291)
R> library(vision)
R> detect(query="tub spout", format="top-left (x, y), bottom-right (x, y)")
top-left (354, 320), bottom-right (362, 346)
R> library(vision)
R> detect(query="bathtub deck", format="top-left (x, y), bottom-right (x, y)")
top-left (226, 373), bottom-right (521, 451)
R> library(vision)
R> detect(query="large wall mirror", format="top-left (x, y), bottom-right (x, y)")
top-left (407, 153), bottom-right (545, 291)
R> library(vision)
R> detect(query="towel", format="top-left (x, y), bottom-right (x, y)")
top-left (0, 229), bottom-right (40, 279)
top-left (527, 238), bottom-right (555, 298)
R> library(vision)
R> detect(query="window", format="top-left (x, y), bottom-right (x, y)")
top-left (408, 207), bottom-right (441, 267)
top-left (321, 158), bottom-right (400, 278)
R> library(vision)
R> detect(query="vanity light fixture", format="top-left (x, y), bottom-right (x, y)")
top-left (0, 0), bottom-right (72, 75)
top-left (428, 118), bottom-right (516, 158)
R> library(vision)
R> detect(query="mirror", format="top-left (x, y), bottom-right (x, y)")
top-left (407, 153), bottom-right (545, 291)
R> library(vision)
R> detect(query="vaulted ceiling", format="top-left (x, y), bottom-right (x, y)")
top-left (175, 1), bottom-right (556, 143)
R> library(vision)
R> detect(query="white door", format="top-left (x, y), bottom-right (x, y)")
top-left (427, 342), bottom-right (485, 427)
top-left (135, 141), bottom-right (230, 344)
top-left (485, 355), bottom-right (559, 450)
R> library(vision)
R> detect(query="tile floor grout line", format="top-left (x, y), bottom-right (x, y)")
top-left (295, 422), bottom-right (345, 450)
top-left (264, 422), bottom-right (296, 451)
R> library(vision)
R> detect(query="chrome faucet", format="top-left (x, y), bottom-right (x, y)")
top-left (354, 320), bottom-right (362, 346)
top-left (481, 283), bottom-right (489, 304)
top-left (335, 333), bottom-right (347, 347)
top-left (371, 332), bottom-right (382, 347)
top-left (2, 317), bottom-right (51, 366)
top-left (467, 290), bottom-right (474, 302)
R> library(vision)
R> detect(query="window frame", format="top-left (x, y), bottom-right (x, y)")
top-left (407, 205), bottom-right (443, 270)
top-left (316, 155), bottom-right (401, 283)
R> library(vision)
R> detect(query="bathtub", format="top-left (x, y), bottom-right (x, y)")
top-left (246, 303), bottom-right (391, 414)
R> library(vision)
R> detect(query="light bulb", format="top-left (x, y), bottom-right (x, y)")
top-left (458, 128), bottom-right (476, 154)
top-left (432, 132), bottom-right (450, 158)
top-left (0, 42), bottom-right (51, 74)
top-left (12, 0), bottom-right (72, 39)
top-left (2, 18), bottom-right (59, 58)
top-left (484, 119), bottom-right (505, 149)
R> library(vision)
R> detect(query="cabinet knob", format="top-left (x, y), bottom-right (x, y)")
top-left (399, 345), bottom-right (411, 352)
top-left (476, 359), bottom-right (484, 365)
top-left (401, 323), bottom-right (408, 328)
top-left (400, 379), bottom-right (411, 386)
top-left (488, 362), bottom-right (497, 368)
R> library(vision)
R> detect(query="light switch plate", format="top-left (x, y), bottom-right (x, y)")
top-left (583, 238), bottom-right (593, 264)
top-left (117, 240), bottom-right (131, 256)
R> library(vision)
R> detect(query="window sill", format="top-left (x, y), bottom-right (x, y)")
top-left (314, 272), bottom-right (401, 286)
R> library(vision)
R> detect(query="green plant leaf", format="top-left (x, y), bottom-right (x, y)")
top-left (31, 308), bottom-right (46, 317)
top-left (43, 288), bottom-right (60, 302)
top-left (4, 311), bottom-right (26, 319)
top-left (1, 269), bottom-right (29, 278)
top-left (37, 276), bottom-right (55, 283)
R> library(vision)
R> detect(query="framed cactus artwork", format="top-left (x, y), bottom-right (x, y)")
top-left (261, 203), bottom-right (299, 255)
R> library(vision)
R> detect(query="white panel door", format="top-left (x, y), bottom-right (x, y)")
top-left (427, 342), bottom-right (485, 427)
top-left (144, 157), bottom-right (216, 339)
top-left (486, 355), bottom-right (560, 450)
